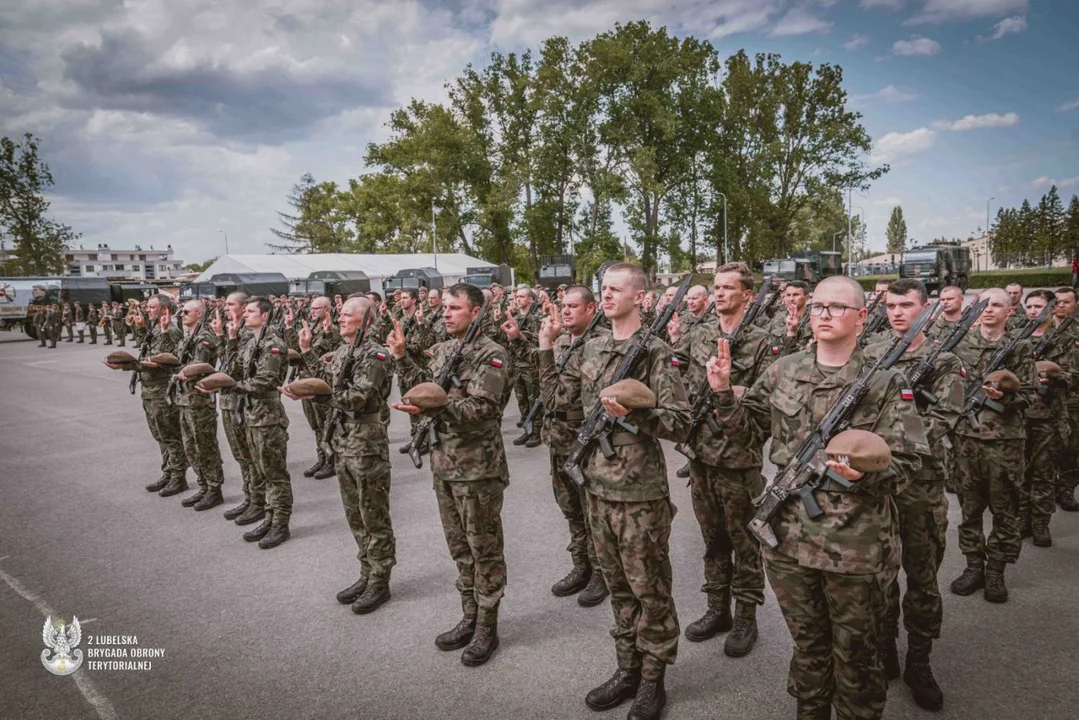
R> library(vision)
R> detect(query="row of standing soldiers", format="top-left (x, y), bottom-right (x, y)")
top-left (31, 300), bottom-right (137, 348)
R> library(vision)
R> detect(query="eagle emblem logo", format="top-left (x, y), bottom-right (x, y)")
top-left (41, 616), bottom-right (84, 676)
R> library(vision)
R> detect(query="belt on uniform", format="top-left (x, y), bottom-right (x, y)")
top-left (246, 391), bottom-right (280, 400)
top-left (609, 430), bottom-right (648, 448)
top-left (342, 412), bottom-right (381, 425)
top-left (548, 410), bottom-right (584, 422)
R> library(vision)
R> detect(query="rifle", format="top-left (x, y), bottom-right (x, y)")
top-left (561, 275), bottom-right (692, 488)
top-left (756, 287), bottom-right (781, 324)
top-left (859, 293), bottom-right (889, 344)
top-left (748, 303), bottom-right (937, 549)
top-left (961, 298), bottom-right (1054, 429)
top-left (675, 275), bottom-right (774, 461)
top-left (402, 296), bottom-right (491, 469)
top-left (516, 307), bottom-right (605, 444)
top-left (905, 298), bottom-right (987, 406)
top-left (320, 307), bottom-right (373, 456)
top-left (1032, 303), bottom-right (1079, 360)
top-left (235, 323), bottom-right (267, 427)
top-left (129, 325), bottom-right (152, 395)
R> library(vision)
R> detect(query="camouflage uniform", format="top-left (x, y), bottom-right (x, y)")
top-left (217, 328), bottom-right (258, 504)
top-left (537, 323), bottom-right (609, 575)
top-left (864, 338), bottom-right (964, 644)
top-left (714, 348), bottom-right (928, 720)
top-left (112, 307), bottom-right (127, 346)
top-left (554, 328), bottom-right (691, 680)
top-left (509, 308), bottom-right (543, 434)
top-left (87, 306), bottom-right (99, 344)
top-left (34, 307), bottom-right (46, 347)
top-left (396, 334), bottom-right (511, 628)
top-left (45, 307), bottom-right (59, 347)
top-left (286, 321), bottom-right (341, 470)
top-left (305, 335), bottom-right (396, 581)
top-left (1055, 325), bottom-right (1079, 507)
top-left (767, 309), bottom-right (813, 356)
top-left (398, 311), bottom-right (434, 434)
top-left (134, 321), bottom-right (187, 485)
top-left (226, 328), bottom-right (292, 527)
top-left (426, 305), bottom-right (447, 344)
top-left (1024, 329), bottom-right (1076, 529)
top-left (62, 304), bottom-right (73, 341)
top-left (951, 329), bottom-right (1035, 570)
top-left (174, 323), bottom-right (224, 494)
top-left (673, 316), bottom-right (778, 615)
top-left (101, 305), bottom-right (113, 345)
top-left (74, 304), bottom-right (86, 342)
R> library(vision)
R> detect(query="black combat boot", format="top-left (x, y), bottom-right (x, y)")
top-left (258, 524), bottom-right (291, 549)
top-left (904, 636), bottom-right (944, 711)
top-left (1032, 521), bottom-right (1052, 547)
top-left (584, 667), bottom-right (641, 711)
top-left (724, 601), bottom-right (759, 658)
top-left (578, 572), bottom-right (609, 607)
top-left (104, 340), bottom-right (112, 345)
top-left (1019, 520), bottom-right (1032, 539)
top-left (676, 463), bottom-right (691, 479)
top-left (881, 630), bottom-right (901, 680)
top-left (313, 461), bottom-right (336, 480)
top-left (551, 566), bottom-right (591, 597)
top-left (243, 517), bottom-right (273, 542)
top-left (435, 616), bottom-right (476, 651)
top-left (949, 563), bottom-right (985, 596)
top-left (461, 623), bottom-right (499, 666)
top-left (796, 699), bottom-right (833, 719)
top-left (337, 575), bottom-right (369, 604)
top-left (684, 595), bottom-right (732, 642)
top-left (515, 417), bottom-right (525, 428)
top-left (193, 489), bottom-right (223, 511)
top-left (524, 435), bottom-right (543, 448)
top-left (512, 433), bottom-right (530, 446)
top-left (181, 488), bottom-right (206, 508)
top-left (351, 581), bottom-right (391, 615)
top-left (627, 677), bottom-right (666, 720)
top-left (234, 503), bottom-right (266, 526)
top-left (223, 500), bottom-right (250, 521)
top-left (983, 560), bottom-right (1008, 603)
top-left (145, 477), bottom-right (169, 493)
top-left (159, 476), bottom-right (189, 497)
top-left (1058, 490), bottom-right (1078, 512)
top-left (303, 460), bottom-right (323, 478)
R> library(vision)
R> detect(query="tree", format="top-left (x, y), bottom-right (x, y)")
top-left (268, 173), bottom-right (351, 253)
top-left (0, 133), bottom-right (79, 275)
top-left (183, 258), bottom-right (217, 273)
top-left (1064, 195), bottom-right (1079, 259)
top-left (885, 206), bottom-right (908, 254)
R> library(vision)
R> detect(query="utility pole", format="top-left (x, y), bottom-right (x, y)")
top-left (431, 201), bottom-right (438, 270)
top-left (218, 229), bottom-right (228, 255)
top-left (717, 191), bottom-right (729, 264)
top-left (986, 196), bottom-right (994, 242)
top-left (847, 187), bottom-right (853, 274)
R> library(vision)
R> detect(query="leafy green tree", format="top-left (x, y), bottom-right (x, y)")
top-left (1064, 195), bottom-right (1079, 259)
top-left (885, 206), bottom-right (908, 254)
top-left (268, 173), bottom-right (351, 253)
top-left (183, 258), bottom-right (217, 273)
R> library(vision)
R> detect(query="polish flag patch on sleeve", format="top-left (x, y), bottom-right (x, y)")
top-left (271, 347), bottom-right (280, 355)
top-left (670, 356), bottom-right (680, 367)
top-left (375, 351), bottom-right (387, 361)
top-left (772, 346), bottom-right (781, 355)
top-left (901, 388), bottom-right (915, 401)
top-left (491, 358), bottom-right (504, 368)
top-left (960, 367), bottom-right (967, 378)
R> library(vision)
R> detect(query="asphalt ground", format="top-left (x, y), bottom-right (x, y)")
top-left (1, 330), bottom-right (1077, 720)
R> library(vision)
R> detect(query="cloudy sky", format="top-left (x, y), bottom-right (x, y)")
top-left (1, 0), bottom-right (1076, 265)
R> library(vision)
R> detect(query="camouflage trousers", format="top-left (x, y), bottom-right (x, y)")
top-left (688, 461), bottom-right (766, 607)
top-left (550, 451), bottom-right (598, 570)
top-left (88, 324), bottom-right (97, 343)
top-left (886, 469), bottom-right (948, 641)
top-left (434, 477), bottom-right (507, 627)
top-left (221, 402), bottom-right (257, 502)
top-left (302, 398), bottom-right (332, 465)
top-left (766, 549), bottom-right (896, 720)
top-left (178, 403), bottom-right (224, 491)
top-left (1056, 404), bottom-right (1079, 499)
top-left (1023, 420), bottom-right (1060, 526)
top-left (102, 322), bottom-right (112, 343)
top-left (586, 493), bottom-right (679, 681)
top-left (513, 365), bottom-right (543, 433)
top-left (65, 321), bottom-right (73, 340)
top-left (246, 423), bottom-right (292, 525)
top-left (336, 453), bottom-right (395, 581)
top-left (141, 395), bottom-right (186, 481)
top-left (113, 321), bottom-right (126, 346)
top-left (954, 435), bottom-right (1024, 567)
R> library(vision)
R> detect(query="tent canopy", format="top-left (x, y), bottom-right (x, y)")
top-left (195, 253), bottom-right (497, 287)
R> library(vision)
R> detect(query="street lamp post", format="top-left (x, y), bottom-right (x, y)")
top-left (833, 230), bottom-right (845, 253)
top-left (218, 230), bottom-right (228, 255)
top-left (850, 204), bottom-right (865, 270)
top-left (986, 196), bottom-right (994, 241)
top-left (431, 201), bottom-right (438, 270)
top-left (716, 192), bottom-right (728, 264)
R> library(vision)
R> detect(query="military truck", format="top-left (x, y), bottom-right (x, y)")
top-left (538, 254), bottom-right (576, 291)
top-left (460, 264), bottom-right (514, 288)
top-left (180, 272), bottom-right (289, 300)
top-left (109, 282), bottom-right (160, 304)
top-left (0, 276), bottom-right (112, 338)
top-left (382, 267), bottom-right (444, 293)
top-left (900, 245), bottom-right (971, 295)
top-left (289, 270), bottom-right (371, 298)
top-left (762, 251), bottom-right (843, 286)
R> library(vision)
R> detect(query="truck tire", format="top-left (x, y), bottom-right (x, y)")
top-left (23, 320), bottom-right (38, 340)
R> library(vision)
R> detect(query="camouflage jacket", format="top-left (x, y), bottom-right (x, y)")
top-left (952, 328), bottom-right (1035, 440)
top-left (61, 306), bottom-right (72, 323)
top-left (767, 309), bottom-right (813, 356)
top-left (865, 336), bottom-right (964, 477)
top-left (683, 320), bottom-right (780, 468)
top-left (135, 322), bottom-right (184, 400)
top-left (216, 327), bottom-right (253, 411)
top-left (537, 324), bottom-right (610, 454)
top-left (714, 347), bottom-right (928, 574)
top-left (74, 306), bottom-right (85, 322)
top-left (559, 327), bottom-right (691, 502)
top-left (397, 334), bottom-right (510, 484)
top-left (305, 337), bottom-right (393, 458)
top-left (400, 311), bottom-right (434, 368)
top-left (87, 307), bottom-right (99, 324)
top-left (225, 328), bottom-right (289, 428)
top-left (927, 315), bottom-right (962, 342)
top-left (425, 305), bottom-right (447, 343)
top-left (508, 308), bottom-right (540, 369)
top-left (174, 323), bottom-right (219, 408)
top-left (286, 321), bottom-right (341, 378)
top-left (1027, 327), bottom-right (1076, 422)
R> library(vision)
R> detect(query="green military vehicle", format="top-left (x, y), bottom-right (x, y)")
top-left (538, 254), bottom-right (576, 291)
top-left (762, 251), bottom-right (843, 286)
top-left (900, 245), bottom-right (971, 295)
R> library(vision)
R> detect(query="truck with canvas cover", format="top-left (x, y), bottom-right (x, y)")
top-left (538, 254), bottom-right (576, 290)
top-left (290, 270), bottom-right (371, 298)
top-left (461, 264), bottom-right (514, 288)
top-left (383, 267), bottom-right (444, 293)
top-left (900, 245), bottom-right (971, 295)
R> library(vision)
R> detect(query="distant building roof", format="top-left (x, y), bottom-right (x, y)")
top-left (195, 253), bottom-right (496, 282)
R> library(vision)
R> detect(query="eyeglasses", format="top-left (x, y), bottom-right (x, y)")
top-left (808, 303), bottom-right (858, 318)
top-left (178, 310), bottom-right (190, 316)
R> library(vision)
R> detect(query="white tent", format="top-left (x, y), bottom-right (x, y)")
top-left (195, 253), bottom-right (498, 294)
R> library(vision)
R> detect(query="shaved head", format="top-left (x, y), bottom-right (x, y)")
top-left (982, 287), bottom-right (1010, 305)
top-left (343, 296), bottom-right (372, 317)
top-left (816, 276), bottom-right (866, 309)
top-left (183, 300), bottom-right (204, 317)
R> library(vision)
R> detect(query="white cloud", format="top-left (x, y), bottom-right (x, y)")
top-left (1057, 98), bottom-right (1079, 113)
top-left (854, 84), bottom-right (918, 103)
top-left (860, 0), bottom-right (904, 8)
top-left (979, 14), bottom-right (1027, 40)
top-left (890, 35), bottom-right (942, 56)
top-left (873, 196), bottom-right (904, 206)
top-left (1032, 176), bottom-right (1079, 189)
top-left (931, 112), bottom-right (1019, 130)
top-left (908, 0), bottom-right (1028, 24)
top-left (870, 127), bottom-right (937, 164)
top-left (769, 7), bottom-right (833, 37)
top-left (843, 33), bottom-right (870, 49)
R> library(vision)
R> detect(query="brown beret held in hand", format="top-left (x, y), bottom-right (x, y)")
top-left (600, 379), bottom-right (656, 409)
top-left (825, 429), bottom-right (893, 474)
top-left (285, 378), bottom-right (332, 396)
top-left (105, 350), bottom-right (138, 367)
top-left (403, 382), bottom-right (450, 409)
top-left (985, 369), bottom-right (1020, 393)
top-left (180, 362), bottom-right (215, 379)
top-left (149, 352), bottom-right (181, 367)
top-left (196, 372), bottom-right (236, 391)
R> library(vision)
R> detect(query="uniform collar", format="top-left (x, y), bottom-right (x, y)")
top-left (790, 345), bottom-right (867, 386)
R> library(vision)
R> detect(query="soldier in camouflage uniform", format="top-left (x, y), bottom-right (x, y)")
top-left (710, 275), bottom-right (928, 720)
top-left (111, 302), bottom-right (127, 346)
top-left (670, 264), bottom-right (778, 658)
top-left (45, 305), bottom-right (59, 348)
top-left (545, 263), bottom-right (690, 720)
top-left (87, 304), bottom-right (99, 344)
top-left (62, 302), bottom-right (74, 342)
top-left (865, 278), bottom-right (964, 711)
top-left (949, 287), bottom-right (1036, 604)
top-left (73, 302), bottom-right (85, 343)
top-left (1052, 287), bottom-right (1079, 512)
top-left (537, 285), bottom-right (610, 606)
top-left (768, 281), bottom-right (813, 354)
top-left (122, 296), bottom-right (188, 496)
top-left (668, 285), bottom-right (717, 479)
top-left (391, 283), bottom-right (511, 667)
top-left (507, 287), bottom-right (543, 442)
top-left (216, 296), bottom-right (293, 549)
top-left (291, 296), bottom-right (396, 614)
top-left (171, 300), bottom-right (226, 511)
top-left (395, 288), bottom-right (435, 441)
top-left (34, 305), bottom-right (47, 347)
top-left (1005, 282), bottom-right (1025, 334)
top-left (425, 288), bottom-right (447, 343)
top-left (1022, 290), bottom-right (1075, 547)
top-left (285, 296), bottom-right (341, 479)
top-left (100, 302), bottom-right (113, 345)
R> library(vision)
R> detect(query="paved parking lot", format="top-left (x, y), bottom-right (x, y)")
top-left (1, 332), bottom-right (1077, 719)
